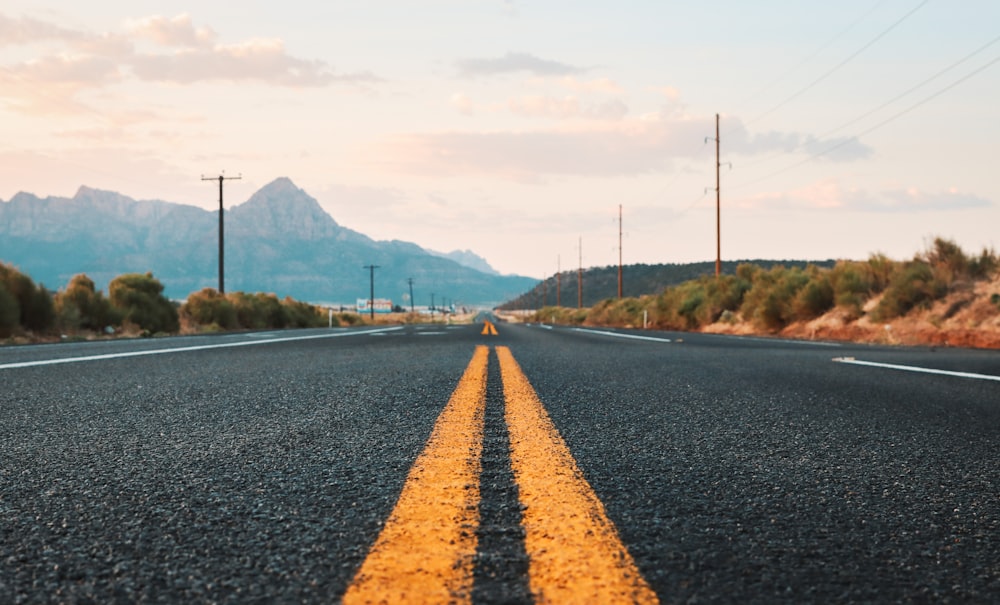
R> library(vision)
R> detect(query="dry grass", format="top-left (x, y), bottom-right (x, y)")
top-left (768, 273), bottom-right (1000, 349)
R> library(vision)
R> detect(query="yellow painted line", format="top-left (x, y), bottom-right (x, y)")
top-left (497, 346), bottom-right (659, 604)
top-left (343, 345), bottom-right (489, 605)
top-left (481, 320), bottom-right (498, 336)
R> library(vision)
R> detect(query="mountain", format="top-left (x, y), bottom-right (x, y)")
top-left (427, 249), bottom-right (500, 275)
top-left (0, 178), bottom-right (537, 306)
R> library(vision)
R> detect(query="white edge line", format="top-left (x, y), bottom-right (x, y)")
top-left (0, 327), bottom-right (404, 370)
top-left (572, 328), bottom-right (672, 343)
top-left (713, 334), bottom-right (842, 347)
top-left (832, 357), bottom-right (1000, 382)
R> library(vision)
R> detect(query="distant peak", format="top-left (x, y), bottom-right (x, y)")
top-left (257, 177), bottom-right (298, 194)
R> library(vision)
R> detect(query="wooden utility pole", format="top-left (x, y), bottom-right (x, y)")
top-left (407, 278), bottom-right (415, 313)
top-left (577, 236), bottom-right (583, 309)
top-left (364, 264), bottom-right (379, 320)
top-left (715, 113), bottom-right (721, 278)
top-left (617, 204), bottom-right (623, 298)
top-left (201, 173), bottom-right (241, 293)
top-left (556, 255), bottom-right (561, 307)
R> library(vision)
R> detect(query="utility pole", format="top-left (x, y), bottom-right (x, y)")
top-left (407, 278), bottom-right (415, 313)
top-left (617, 204), bottom-right (623, 298)
top-left (715, 113), bottom-right (721, 278)
top-left (556, 255), bottom-right (561, 307)
top-left (430, 293), bottom-right (435, 319)
top-left (364, 264), bottom-right (379, 321)
top-left (577, 236), bottom-right (583, 309)
top-left (201, 173), bottom-right (241, 293)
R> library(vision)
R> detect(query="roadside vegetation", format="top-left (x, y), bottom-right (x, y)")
top-left (0, 265), bottom-right (358, 342)
top-left (528, 238), bottom-right (1000, 348)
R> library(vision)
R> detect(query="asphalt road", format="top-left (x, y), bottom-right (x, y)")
top-left (2, 322), bottom-right (999, 603)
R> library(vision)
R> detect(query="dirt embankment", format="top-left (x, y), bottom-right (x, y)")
top-left (704, 275), bottom-right (1000, 349)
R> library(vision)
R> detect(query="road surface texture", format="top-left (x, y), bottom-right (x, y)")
top-left (2, 322), bottom-right (999, 603)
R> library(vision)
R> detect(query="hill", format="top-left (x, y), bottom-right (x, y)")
top-left (498, 259), bottom-right (837, 310)
top-left (0, 178), bottom-right (537, 306)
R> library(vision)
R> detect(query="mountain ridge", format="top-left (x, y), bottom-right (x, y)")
top-left (0, 178), bottom-right (537, 305)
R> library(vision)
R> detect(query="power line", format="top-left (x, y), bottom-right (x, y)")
top-left (732, 52), bottom-right (1000, 191)
top-left (735, 0), bottom-right (888, 111)
top-left (734, 32), bottom-right (1000, 175)
top-left (816, 33), bottom-right (1000, 141)
top-left (741, 0), bottom-right (930, 131)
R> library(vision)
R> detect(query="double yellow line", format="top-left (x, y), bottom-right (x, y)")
top-left (343, 345), bottom-right (658, 604)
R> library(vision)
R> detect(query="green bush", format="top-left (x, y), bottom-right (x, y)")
top-left (830, 261), bottom-right (872, 317)
top-left (971, 247), bottom-right (999, 279)
top-left (791, 270), bottom-right (834, 320)
top-left (281, 296), bottom-right (325, 328)
top-left (740, 266), bottom-right (810, 331)
top-left (865, 253), bottom-right (896, 294)
top-left (872, 261), bottom-right (947, 321)
top-left (0, 263), bottom-right (55, 334)
top-left (55, 274), bottom-right (119, 331)
top-left (227, 292), bottom-right (286, 329)
top-left (0, 283), bottom-right (18, 338)
top-left (181, 288), bottom-right (238, 330)
top-left (109, 272), bottom-right (179, 334)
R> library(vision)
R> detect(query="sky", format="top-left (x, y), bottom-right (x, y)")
top-left (1, 1), bottom-right (998, 279)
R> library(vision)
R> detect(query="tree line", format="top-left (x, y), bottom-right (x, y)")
top-left (531, 238), bottom-right (1000, 332)
top-left (0, 267), bottom-right (356, 340)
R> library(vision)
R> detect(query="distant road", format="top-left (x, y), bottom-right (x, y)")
top-left (2, 323), bottom-right (999, 603)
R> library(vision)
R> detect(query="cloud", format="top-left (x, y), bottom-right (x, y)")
top-left (451, 93), bottom-right (477, 115)
top-left (558, 77), bottom-right (623, 94)
top-left (650, 86), bottom-right (680, 101)
top-left (0, 14), bottom-right (83, 46)
top-left (0, 11), bottom-right (381, 115)
top-left (457, 52), bottom-right (584, 77)
top-left (372, 112), bottom-right (870, 181)
top-left (734, 180), bottom-right (993, 213)
top-left (724, 118), bottom-right (872, 162)
top-left (507, 95), bottom-right (627, 121)
top-left (126, 13), bottom-right (216, 49)
top-left (129, 38), bottom-right (375, 86)
top-left (371, 120), bottom-right (698, 181)
top-left (12, 53), bottom-right (121, 85)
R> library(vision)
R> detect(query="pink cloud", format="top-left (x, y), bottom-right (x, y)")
top-left (0, 10), bottom-right (382, 113)
top-left (126, 14), bottom-right (216, 49)
top-left (369, 112), bottom-right (868, 181)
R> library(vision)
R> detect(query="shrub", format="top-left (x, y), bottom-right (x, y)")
top-left (677, 285), bottom-right (706, 329)
top-left (871, 261), bottom-right (947, 321)
top-left (865, 253), bottom-right (896, 293)
top-left (109, 272), bottom-right (179, 334)
top-left (0, 263), bottom-right (56, 334)
top-left (227, 292), bottom-right (287, 329)
top-left (830, 261), bottom-right (873, 317)
top-left (0, 283), bottom-right (18, 338)
top-left (923, 237), bottom-right (969, 287)
top-left (281, 296), bottom-right (325, 328)
top-left (55, 274), bottom-right (119, 331)
top-left (181, 288), bottom-right (238, 330)
top-left (740, 266), bottom-right (810, 331)
top-left (791, 269), bottom-right (834, 320)
top-left (971, 247), bottom-right (999, 279)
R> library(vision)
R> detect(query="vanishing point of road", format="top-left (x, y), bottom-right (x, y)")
top-left (2, 320), bottom-right (999, 603)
